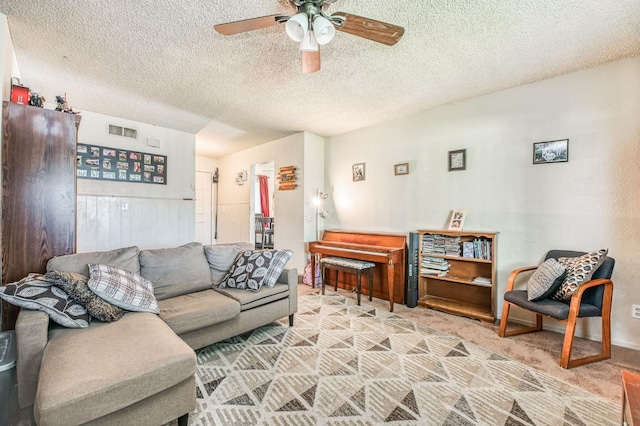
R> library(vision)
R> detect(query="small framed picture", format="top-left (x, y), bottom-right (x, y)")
top-left (448, 209), bottom-right (467, 231)
top-left (533, 139), bottom-right (569, 164)
top-left (352, 163), bottom-right (365, 181)
top-left (448, 149), bottom-right (466, 171)
top-left (394, 162), bottom-right (409, 175)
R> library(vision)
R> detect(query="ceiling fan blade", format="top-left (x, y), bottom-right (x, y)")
top-left (332, 12), bottom-right (404, 46)
top-left (214, 14), bottom-right (283, 35)
top-left (302, 48), bottom-right (321, 74)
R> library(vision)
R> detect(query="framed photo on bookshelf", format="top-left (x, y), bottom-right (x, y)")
top-left (448, 149), bottom-right (466, 171)
top-left (352, 163), bottom-right (365, 181)
top-left (448, 209), bottom-right (466, 231)
top-left (394, 162), bottom-right (409, 175)
top-left (533, 139), bottom-right (568, 164)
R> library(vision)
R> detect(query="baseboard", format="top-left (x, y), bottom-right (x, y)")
top-left (499, 314), bottom-right (640, 351)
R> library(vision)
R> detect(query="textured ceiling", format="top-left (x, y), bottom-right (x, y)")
top-left (1, 1), bottom-right (639, 158)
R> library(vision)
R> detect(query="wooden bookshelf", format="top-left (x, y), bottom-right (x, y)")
top-left (417, 230), bottom-right (497, 323)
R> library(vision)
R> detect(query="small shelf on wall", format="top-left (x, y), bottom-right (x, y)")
top-left (277, 166), bottom-right (297, 190)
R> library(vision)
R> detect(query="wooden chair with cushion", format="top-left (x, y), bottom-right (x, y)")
top-left (498, 249), bottom-right (614, 369)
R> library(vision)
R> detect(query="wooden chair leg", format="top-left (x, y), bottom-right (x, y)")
top-left (560, 317), bottom-right (578, 368)
top-left (498, 300), bottom-right (511, 337)
top-left (498, 301), bottom-right (544, 338)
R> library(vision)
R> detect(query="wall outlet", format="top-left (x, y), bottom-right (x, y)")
top-left (633, 304), bottom-right (640, 319)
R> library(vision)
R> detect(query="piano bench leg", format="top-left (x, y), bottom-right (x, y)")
top-left (356, 270), bottom-right (362, 306)
top-left (367, 268), bottom-right (374, 302)
top-left (321, 264), bottom-right (326, 295)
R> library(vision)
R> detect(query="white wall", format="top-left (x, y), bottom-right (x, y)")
top-left (216, 132), bottom-right (325, 273)
top-left (76, 110), bottom-right (196, 250)
top-left (0, 14), bottom-right (19, 102)
top-left (325, 56), bottom-right (640, 350)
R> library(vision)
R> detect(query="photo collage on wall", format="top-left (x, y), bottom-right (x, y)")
top-left (76, 144), bottom-right (167, 185)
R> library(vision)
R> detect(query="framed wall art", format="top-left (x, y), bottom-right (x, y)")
top-left (352, 163), bottom-right (365, 181)
top-left (533, 139), bottom-right (569, 164)
top-left (448, 149), bottom-right (466, 171)
top-left (77, 144), bottom-right (167, 185)
top-left (394, 162), bottom-right (409, 175)
top-left (448, 209), bottom-right (467, 231)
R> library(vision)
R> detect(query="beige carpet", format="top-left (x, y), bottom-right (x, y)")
top-left (300, 285), bottom-right (640, 407)
top-left (189, 291), bottom-right (629, 425)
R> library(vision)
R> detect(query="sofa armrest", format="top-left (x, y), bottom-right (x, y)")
top-left (278, 267), bottom-right (298, 316)
top-left (16, 308), bottom-right (50, 408)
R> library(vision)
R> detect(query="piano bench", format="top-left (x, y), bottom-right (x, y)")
top-left (320, 257), bottom-right (375, 306)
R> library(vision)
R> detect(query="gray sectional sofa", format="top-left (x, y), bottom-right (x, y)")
top-left (13, 242), bottom-right (298, 426)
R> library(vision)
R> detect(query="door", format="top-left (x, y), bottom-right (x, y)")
top-left (195, 171), bottom-right (213, 244)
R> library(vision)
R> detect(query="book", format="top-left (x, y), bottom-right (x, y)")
top-left (472, 276), bottom-right (492, 285)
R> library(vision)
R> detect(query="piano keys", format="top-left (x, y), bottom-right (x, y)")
top-left (308, 230), bottom-right (406, 311)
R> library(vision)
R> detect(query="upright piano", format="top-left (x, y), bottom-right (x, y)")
top-left (308, 230), bottom-right (406, 311)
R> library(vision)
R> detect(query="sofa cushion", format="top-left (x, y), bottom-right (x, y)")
top-left (88, 264), bottom-right (159, 314)
top-left (204, 242), bottom-right (254, 286)
top-left (0, 274), bottom-right (89, 328)
top-left (551, 249), bottom-right (608, 301)
top-left (158, 289), bottom-right (241, 335)
top-left (139, 242), bottom-right (212, 300)
top-left (34, 313), bottom-right (196, 426)
top-left (46, 246), bottom-right (140, 277)
top-left (526, 258), bottom-right (567, 301)
top-left (45, 271), bottom-right (125, 322)
top-left (216, 282), bottom-right (289, 311)
top-left (219, 249), bottom-right (293, 291)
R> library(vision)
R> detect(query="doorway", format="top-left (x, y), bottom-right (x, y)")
top-left (195, 171), bottom-right (215, 244)
top-left (250, 161), bottom-right (275, 248)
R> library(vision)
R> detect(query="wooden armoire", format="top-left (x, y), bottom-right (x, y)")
top-left (1, 101), bottom-right (81, 330)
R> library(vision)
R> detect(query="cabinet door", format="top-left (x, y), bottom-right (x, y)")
top-left (2, 102), bottom-right (79, 330)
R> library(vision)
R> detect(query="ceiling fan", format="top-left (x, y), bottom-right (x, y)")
top-left (214, 0), bottom-right (405, 73)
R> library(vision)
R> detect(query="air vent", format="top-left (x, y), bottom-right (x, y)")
top-left (108, 124), bottom-right (138, 139)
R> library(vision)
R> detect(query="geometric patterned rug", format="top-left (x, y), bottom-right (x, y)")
top-left (189, 293), bottom-right (619, 425)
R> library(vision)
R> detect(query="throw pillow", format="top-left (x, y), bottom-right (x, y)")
top-left (526, 258), bottom-right (567, 301)
top-left (87, 264), bottom-right (159, 314)
top-left (45, 271), bottom-right (125, 322)
top-left (219, 249), bottom-right (293, 292)
top-left (204, 242), bottom-right (255, 286)
top-left (551, 249), bottom-right (608, 301)
top-left (0, 273), bottom-right (89, 328)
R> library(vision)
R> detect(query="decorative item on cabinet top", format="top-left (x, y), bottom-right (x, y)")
top-left (76, 143), bottom-right (167, 185)
top-left (278, 166), bottom-right (297, 190)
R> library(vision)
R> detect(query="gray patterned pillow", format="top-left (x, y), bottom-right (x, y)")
top-left (551, 249), bottom-right (608, 301)
top-left (87, 264), bottom-right (159, 314)
top-left (0, 273), bottom-right (89, 328)
top-left (45, 271), bottom-right (125, 322)
top-left (526, 258), bottom-right (567, 301)
top-left (219, 249), bottom-right (293, 291)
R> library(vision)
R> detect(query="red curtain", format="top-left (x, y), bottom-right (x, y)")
top-left (258, 175), bottom-right (270, 217)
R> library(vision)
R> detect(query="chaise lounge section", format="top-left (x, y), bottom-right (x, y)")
top-left (12, 242), bottom-right (298, 425)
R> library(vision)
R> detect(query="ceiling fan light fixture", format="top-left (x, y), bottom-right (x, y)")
top-left (299, 30), bottom-right (319, 52)
top-left (285, 13), bottom-right (308, 42)
top-left (312, 15), bottom-right (335, 45)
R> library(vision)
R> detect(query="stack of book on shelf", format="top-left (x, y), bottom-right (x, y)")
top-left (422, 234), bottom-right (461, 257)
top-left (420, 256), bottom-right (450, 276)
top-left (444, 236), bottom-right (461, 257)
top-left (472, 276), bottom-right (492, 286)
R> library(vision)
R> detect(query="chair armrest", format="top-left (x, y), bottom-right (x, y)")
top-left (505, 265), bottom-right (538, 292)
top-left (567, 278), bottom-right (613, 318)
